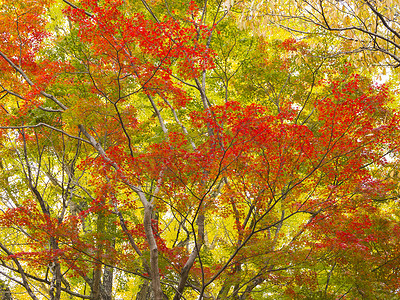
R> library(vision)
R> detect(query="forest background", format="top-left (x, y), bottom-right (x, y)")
top-left (0, 0), bottom-right (400, 299)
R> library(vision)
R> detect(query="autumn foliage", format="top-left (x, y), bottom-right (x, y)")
top-left (0, 0), bottom-right (400, 299)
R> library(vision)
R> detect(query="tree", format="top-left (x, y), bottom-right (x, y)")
top-left (0, 0), bottom-right (399, 299)
top-left (239, 0), bottom-right (400, 70)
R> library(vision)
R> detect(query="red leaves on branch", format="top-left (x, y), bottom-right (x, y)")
top-left (64, 0), bottom-right (215, 96)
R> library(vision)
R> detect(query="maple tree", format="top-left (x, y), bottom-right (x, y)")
top-left (0, 0), bottom-right (400, 299)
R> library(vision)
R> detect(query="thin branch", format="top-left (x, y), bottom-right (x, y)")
top-left (0, 51), bottom-right (68, 110)
top-left (0, 123), bottom-right (90, 144)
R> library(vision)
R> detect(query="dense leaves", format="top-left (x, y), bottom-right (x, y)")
top-left (0, 0), bottom-right (400, 299)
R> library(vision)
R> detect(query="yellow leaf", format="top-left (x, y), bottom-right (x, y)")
top-left (344, 16), bottom-right (351, 26)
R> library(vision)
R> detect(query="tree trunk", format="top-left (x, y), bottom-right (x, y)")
top-left (102, 266), bottom-right (113, 300)
top-left (143, 201), bottom-right (163, 300)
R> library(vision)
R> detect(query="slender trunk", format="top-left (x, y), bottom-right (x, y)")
top-left (102, 266), bottom-right (113, 300)
top-left (143, 201), bottom-right (163, 300)
top-left (92, 210), bottom-right (105, 300)
top-left (92, 264), bottom-right (102, 300)
top-left (49, 237), bottom-right (62, 300)
top-left (173, 213), bottom-right (205, 300)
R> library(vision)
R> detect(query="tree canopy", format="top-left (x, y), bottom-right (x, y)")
top-left (0, 0), bottom-right (400, 299)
